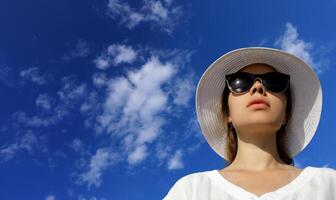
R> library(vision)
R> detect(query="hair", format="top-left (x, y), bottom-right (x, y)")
top-left (221, 63), bottom-right (294, 166)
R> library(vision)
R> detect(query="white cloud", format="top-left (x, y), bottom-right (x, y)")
top-left (145, 1), bottom-right (168, 20)
top-left (108, 44), bottom-right (137, 65)
top-left (94, 44), bottom-right (137, 69)
top-left (36, 94), bottom-right (53, 111)
top-left (167, 150), bottom-right (183, 170)
top-left (20, 67), bottom-right (47, 85)
top-left (275, 22), bottom-right (327, 74)
top-left (95, 56), bottom-right (176, 165)
top-left (106, 0), bottom-right (183, 33)
top-left (127, 145), bottom-right (148, 165)
top-left (45, 195), bottom-right (55, 200)
top-left (80, 148), bottom-right (118, 188)
top-left (94, 56), bottom-right (110, 70)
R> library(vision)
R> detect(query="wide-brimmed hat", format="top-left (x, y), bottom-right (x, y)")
top-left (195, 47), bottom-right (322, 161)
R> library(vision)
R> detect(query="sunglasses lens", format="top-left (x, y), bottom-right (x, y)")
top-left (226, 72), bottom-right (253, 93)
top-left (263, 72), bottom-right (289, 93)
top-left (226, 72), bottom-right (289, 93)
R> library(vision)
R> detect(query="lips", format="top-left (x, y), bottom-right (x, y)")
top-left (247, 99), bottom-right (270, 107)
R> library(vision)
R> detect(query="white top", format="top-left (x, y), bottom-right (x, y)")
top-left (162, 166), bottom-right (336, 200)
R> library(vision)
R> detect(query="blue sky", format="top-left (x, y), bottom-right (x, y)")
top-left (0, 0), bottom-right (336, 199)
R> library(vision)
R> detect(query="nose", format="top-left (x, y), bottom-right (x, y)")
top-left (249, 78), bottom-right (266, 95)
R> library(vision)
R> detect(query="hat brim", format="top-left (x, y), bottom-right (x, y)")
top-left (195, 47), bottom-right (322, 161)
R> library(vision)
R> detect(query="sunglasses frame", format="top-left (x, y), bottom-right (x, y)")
top-left (225, 71), bottom-right (290, 94)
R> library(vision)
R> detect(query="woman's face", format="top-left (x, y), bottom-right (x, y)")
top-left (227, 64), bottom-right (287, 135)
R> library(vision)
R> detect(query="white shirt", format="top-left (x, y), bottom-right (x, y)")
top-left (162, 166), bottom-right (336, 200)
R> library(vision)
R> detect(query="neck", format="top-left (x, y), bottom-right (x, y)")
top-left (228, 128), bottom-right (287, 171)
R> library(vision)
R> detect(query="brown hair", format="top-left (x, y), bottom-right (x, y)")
top-left (221, 64), bottom-right (294, 165)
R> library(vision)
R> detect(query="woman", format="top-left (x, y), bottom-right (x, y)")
top-left (163, 47), bottom-right (336, 200)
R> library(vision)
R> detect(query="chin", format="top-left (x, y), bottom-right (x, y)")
top-left (237, 122), bottom-right (279, 130)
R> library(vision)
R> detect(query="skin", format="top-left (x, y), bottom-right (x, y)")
top-left (218, 63), bottom-right (303, 197)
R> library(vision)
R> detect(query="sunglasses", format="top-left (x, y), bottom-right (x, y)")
top-left (225, 71), bottom-right (290, 94)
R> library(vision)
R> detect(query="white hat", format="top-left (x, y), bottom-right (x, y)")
top-left (195, 47), bottom-right (323, 161)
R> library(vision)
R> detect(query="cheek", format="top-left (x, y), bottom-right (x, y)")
top-left (272, 96), bottom-right (287, 116)
top-left (227, 94), bottom-right (246, 117)
top-left (271, 98), bottom-right (286, 116)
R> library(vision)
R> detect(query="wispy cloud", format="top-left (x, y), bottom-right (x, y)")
top-left (171, 76), bottom-right (195, 107)
top-left (275, 22), bottom-right (331, 74)
top-left (77, 195), bottom-right (106, 200)
top-left (127, 144), bottom-right (148, 165)
top-left (106, 0), bottom-right (183, 33)
top-left (0, 132), bottom-right (43, 162)
top-left (94, 44), bottom-right (137, 69)
top-left (322, 163), bottom-right (330, 168)
top-left (12, 76), bottom-right (87, 129)
top-left (70, 138), bottom-right (84, 153)
top-left (3, 42), bottom-right (198, 190)
top-left (1, 75), bottom-right (91, 163)
top-left (58, 76), bottom-right (87, 104)
top-left (62, 39), bottom-right (90, 61)
top-left (0, 65), bottom-right (17, 87)
top-left (36, 94), bottom-right (53, 111)
top-left (0, 66), bottom-right (10, 81)
top-left (92, 73), bottom-right (108, 88)
top-left (155, 143), bottom-right (172, 165)
top-left (257, 38), bottom-right (268, 47)
top-left (167, 150), bottom-right (184, 170)
top-left (293, 157), bottom-right (304, 168)
top-left (45, 195), bottom-right (55, 200)
top-left (13, 111), bottom-right (57, 128)
top-left (79, 148), bottom-right (119, 188)
top-left (19, 67), bottom-right (49, 85)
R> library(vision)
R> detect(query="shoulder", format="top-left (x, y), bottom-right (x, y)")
top-left (309, 166), bottom-right (336, 181)
top-left (163, 170), bottom-right (214, 200)
top-left (168, 170), bottom-right (215, 192)
top-left (310, 166), bottom-right (336, 174)
top-left (172, 170), bottom-right (214, 187)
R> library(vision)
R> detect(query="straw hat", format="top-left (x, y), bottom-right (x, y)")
top-left (195, 47), bottom-right (322, 161)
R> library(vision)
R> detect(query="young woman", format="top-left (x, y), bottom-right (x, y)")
top-left (163, 47), bottom-right (336, 200)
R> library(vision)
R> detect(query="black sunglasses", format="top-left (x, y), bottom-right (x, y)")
top-left (225, 71), bottom-right (290, 94)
